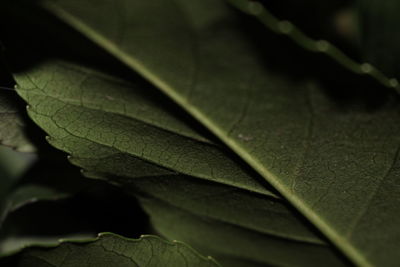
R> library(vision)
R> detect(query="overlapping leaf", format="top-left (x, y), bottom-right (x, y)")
top-left (0, 63), bottom-right (35, 152)
top-left (5, 233), bottom-right (220, 267)
top-left (37, 0), bottom-right (400, 266)
top-left (0, 166), bottom-right (153, 259)
top-left (0, 155), bottom-right (90, 227)
top-left (0, 156), bottom-right (93, 255)
top-left (14, 57), bottom-right (348, 265)
top-left (0, 1), bottom-right (351, 264)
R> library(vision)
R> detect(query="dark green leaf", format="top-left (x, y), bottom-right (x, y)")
top-left (15, 60), bottom-right (274, 198)
top-left (8, 233), bottom-right (220, 267)
top-left (139, 197), bottom-right (344, 267)
top-left (0, 181), bottom-right (150, 257)
top-left (0, 147), bottom-right (36, 200)
top-left (6, 7), bottom-right (346, 265)
top-left (39, 0), bottom-right (400, 266)
top-left (0, 72), bottom-right (35, 152)
top-left (13, 57), bottom-right (343, 265)
top-left (0, 155), bottom-right (90, 229)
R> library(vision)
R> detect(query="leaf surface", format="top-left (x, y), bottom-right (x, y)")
top-left (15, 60), bottom-right (273, 197)
top-left (40, 0), bottom-right (400, 266)
top-left (13, 57), bottom-right (347, 265)
top-left (6, 7), bottom-right (347, 263)
top-left (7, 233), bottom-right (220, 267)
top-left (139, 197), bottom-right (344, 267)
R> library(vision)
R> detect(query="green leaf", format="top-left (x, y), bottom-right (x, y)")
top-left (0, 156), bottom-right (90, 228)
top-left (0, 196), bottom-right (96, 257)
top-left (39, 0), bottom-right (400, 266)
top-left (13, 58), bottom-right (345, 265)
top-left (0, 52), bottom-right (35, 152)
top-left (0, 147), bottom-right (36, 195)
top-left (139, 197), bottom-right (345, 267)
top-left (6, 8), bottom-right (347, 265)
top-left (0, 158), bottom-right (92, 255)
top-left (6, 233), bottom-right (220, 267)
top-left (15, 60), bottom-right (274, 197)
top-left (0, 177), bottom-right (150, 258)
top-left (0, 85), bottom-right (35, 152)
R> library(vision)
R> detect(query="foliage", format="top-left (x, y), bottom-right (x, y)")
top-left (0, 0), bottom-right (399, 266)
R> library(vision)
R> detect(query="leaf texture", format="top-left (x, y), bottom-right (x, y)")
top-left (39, 0), bottom-right (400, 266)
top-left (15, 60), bottom-right (274, 197)
top-left (5, 7), bottom-right (344, 263)
top-left (8, 233), bottom-right (220, 267)
top-left (13, 57), bottom-right (347, 265)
